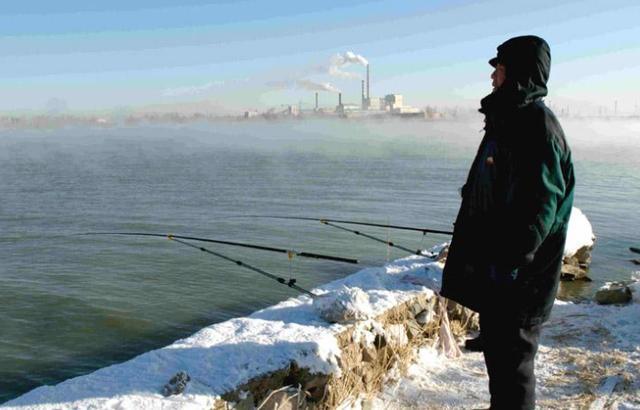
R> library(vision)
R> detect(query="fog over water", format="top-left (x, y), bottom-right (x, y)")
top-left (1, 118), bottom-right (638, 401)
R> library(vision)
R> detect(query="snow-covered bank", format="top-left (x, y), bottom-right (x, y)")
top-left (373, 278), bottom-right (640, 409)
top-left (3, 251), bottom-right (451, 409)
top-left (3, 207), bottom-right (600, 409)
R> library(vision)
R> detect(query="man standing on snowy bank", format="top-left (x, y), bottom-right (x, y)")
top-left (440, 35), bottom-right (575, 410)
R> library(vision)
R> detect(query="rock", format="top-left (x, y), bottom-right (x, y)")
top-left (573, 245), bottom-right (593, 268)
top-left (589, 375), bottom-right (622, 410)
top-left (258, 387), bottom-right (305, 410)
top-left (361, 399), bottom-right (375, 410)
top-left (595, 282), bottom-right (632, 305)
top-left (385, 324), bottom-right (409, 348)
top-left (446, 300), bottom-right (479, 332)
top-left (561, 247), bottom-right (593, 280)
top-left (409, 301), bottom-right (426, 316)
top-left (561, 215), bottom-right (595, 280)
top-left (405, 319), bottom-right (423, 340)
top-left (374, 334), bottom-right (387, 349)
top-left (631, 259), bottom-right (640, 265)
top-left (362, 368), bottom-right (374, 386)
top-left (299, 371), bottom-right (329, 402)
top-left (415, 309), bottom-right (434, 325)
top-left (233, 391), bottom-right (255, 410)
top-left (564, 207), bottom-right (595, 258)
top-left (161, 371), bottom-right (190, 397)
top-left (361, 345), bottom-right (377, 363)
top-left (629, 280), bottom-right (640, 304)
top-left (313, 287), bottom-right (373, 324)
top-left (561, 263), bottom-right (591, 281)
top-left (436, 245), bottom-right (449, 262)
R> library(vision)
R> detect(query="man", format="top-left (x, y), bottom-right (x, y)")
top-left (440, 35), bottom-right (575, 409)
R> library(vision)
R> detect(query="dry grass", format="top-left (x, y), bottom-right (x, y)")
top-left (539, 347), bottom-right (632, 409)
top-left (212, 293), bottom-right (479, 410)
top-left (322, 295), bottom-right (477, 409)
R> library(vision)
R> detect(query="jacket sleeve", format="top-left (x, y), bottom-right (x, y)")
top-left (499, 133), bottom-right (567, 270)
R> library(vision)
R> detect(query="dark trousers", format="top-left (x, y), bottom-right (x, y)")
top-left (480, 313), bottom-right (541, 410)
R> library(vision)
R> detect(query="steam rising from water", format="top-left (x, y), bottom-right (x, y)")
top-left (0, 117), bottom-right (638, 403)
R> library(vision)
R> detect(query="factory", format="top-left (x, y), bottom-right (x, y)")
top-left (244, 61), bottom-right (425, 120)
top-left (332, 63), bottom-right (423, 117)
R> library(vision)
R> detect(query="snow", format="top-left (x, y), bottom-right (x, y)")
top-left (3, 207), bottom-right (617, 409)
top-left (4, 252), bottom-right (441, 409)
top-left (565, 207), bottom-right (595, 257)
top-left (631, 273), bottom-right (640, 304)
top-left (372, 294), bottom-right (640, 410)
top-left (313, 286), bottom-right (375, 323)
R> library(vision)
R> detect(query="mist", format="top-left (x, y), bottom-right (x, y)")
top-left (1, 117), bottom-right (638, 166)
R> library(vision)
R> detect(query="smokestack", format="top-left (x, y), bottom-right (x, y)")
top-left (366, 64), bottom-right (370, 99)
top-left (315, 92), bottom-right (318, 111)
top-left (338, 92), bottom-right (342, 106)
top-left (361, 80), bottom-right (365, 108)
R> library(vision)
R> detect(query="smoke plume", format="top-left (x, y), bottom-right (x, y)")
top-left (296, 80), bottom-right (340, 93)
top-left (333, 51), bottom-right (369, 66)
top-left (266, 51), bottom-right (366, 93)
top-left (266, 79), bottom-right (340, 93)
top-left (329, 51), bottom-right (369, 79)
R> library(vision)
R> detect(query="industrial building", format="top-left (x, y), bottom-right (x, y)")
top-left (243, 61), bottom-right (427, 119)
top-left (335, 64), bottom-right (424, 117)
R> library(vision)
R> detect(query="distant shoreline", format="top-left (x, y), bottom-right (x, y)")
top-left (2, 112), bottom-right (639, 131)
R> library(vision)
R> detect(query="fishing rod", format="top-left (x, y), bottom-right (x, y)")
top-left (78, 232), bottom-right (358, 264)
top-left (321, 220), bottom-right (434, 257)
top-left (232, 215), bottom-right (451, 257)
top-left (234, 215), bottom-right (453, 236)
top-left (168, 236), bottom-right (316, 297)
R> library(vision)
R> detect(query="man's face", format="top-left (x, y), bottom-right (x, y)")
top-left (491, 63), bottom-right (506, 90)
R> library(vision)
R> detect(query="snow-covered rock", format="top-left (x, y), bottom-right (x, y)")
top-left (561, 207), bottom-right (596, 281)
top-left (564, 207), bottom-right (595, 257)
top-left (313, 286), bottom-right (374, 324)
top-left (594, 282), bottom-right (632, 305)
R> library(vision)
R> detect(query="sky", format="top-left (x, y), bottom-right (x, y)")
top-left (1, 0), bottom-right (639, 115)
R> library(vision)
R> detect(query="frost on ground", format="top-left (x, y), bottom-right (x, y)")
top-left (372, 278), bottom-right (640, 410)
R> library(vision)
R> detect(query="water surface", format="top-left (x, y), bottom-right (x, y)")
top-left (1, 118), bottom-right (638, 401)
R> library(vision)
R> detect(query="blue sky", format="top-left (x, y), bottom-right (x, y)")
top-left (1, 0), bottom-right (639, 114)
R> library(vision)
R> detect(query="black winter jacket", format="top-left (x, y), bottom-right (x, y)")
top-left (440, 36), bottom-right (575, 327)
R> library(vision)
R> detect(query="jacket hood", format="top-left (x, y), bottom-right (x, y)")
top-left (482, 35), bottom-right (551, 112)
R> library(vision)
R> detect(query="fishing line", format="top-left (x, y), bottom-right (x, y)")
top-left (385, 217), bottom-right (391, 262)
top-left (168, 236), bottom-right (316, 297)
top-left (232, 215), bottom-right (453, 236)
top-left (320, 220), bottom-right (433, 257)
top-left (418, 230), bottom-right (427, 254)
